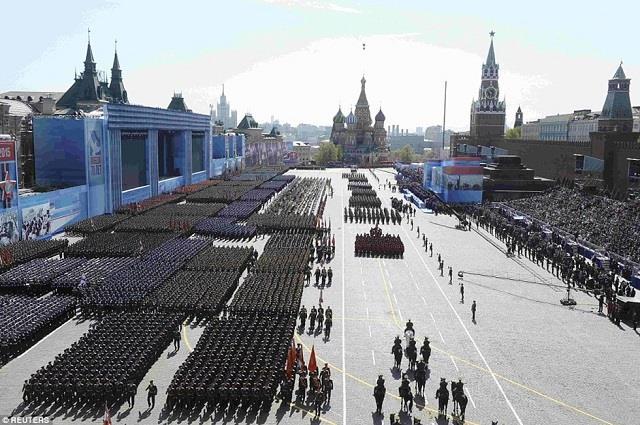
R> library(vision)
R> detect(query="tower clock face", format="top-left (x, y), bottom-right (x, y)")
top-left (485, 87), bottom-right (497, 99)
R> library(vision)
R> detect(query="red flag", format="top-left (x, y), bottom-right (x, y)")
top-left (103, 402), bottom-right (112, 425)
top-left (297, 344), bottom-right (305, 367)
top-left (285, 340), bottom-right (296, 379)
top-left (308, 345), bottom-right (318, 373)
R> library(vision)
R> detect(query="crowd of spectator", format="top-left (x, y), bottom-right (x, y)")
top-left (505, 187), bottom-right (640, 264)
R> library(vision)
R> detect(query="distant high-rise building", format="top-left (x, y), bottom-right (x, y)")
top-left (416, 126), bottom-right (424, 136)
top-left (213, 85), bottom-right (238, 129)
top-left (470, 31), bottom-right (506, 139)
top-left (425, 125), bottom-right (453, 147)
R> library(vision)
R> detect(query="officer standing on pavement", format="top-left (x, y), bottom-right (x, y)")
top-left (471, 300), bottom-right (477, 322)
top-left (145, 380), bottom-right (157, 409)
top-left (373, 375), bottom-right (386, 415)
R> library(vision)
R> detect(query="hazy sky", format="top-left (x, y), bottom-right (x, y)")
top-left (2, 0), bottom-right (638, 130)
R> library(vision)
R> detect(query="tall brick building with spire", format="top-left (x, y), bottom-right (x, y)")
top-left (470, 32), bottom-right (506, 139)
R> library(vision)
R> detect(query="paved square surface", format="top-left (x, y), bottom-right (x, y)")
top-left (1, 168), bottom-right (637, 425)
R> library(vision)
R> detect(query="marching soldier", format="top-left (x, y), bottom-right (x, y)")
top-left (323, 377), bottom-right (333, 403)
top-left (309, 306), bottom-right (317, 332)
top-left (299, 305), bottom-right (308, 329)
top-left (314, 389), bottom-right (325, 418)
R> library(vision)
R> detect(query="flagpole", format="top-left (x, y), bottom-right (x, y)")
top-left (442, 81), bottom-right (448, 156)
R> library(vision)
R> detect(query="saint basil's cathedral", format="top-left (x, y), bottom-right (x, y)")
top-left (330, 76), bottom-right (389, 165)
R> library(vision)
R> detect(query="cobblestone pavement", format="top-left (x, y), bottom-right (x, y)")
top-left (0, 168), bottom-right (638, 425)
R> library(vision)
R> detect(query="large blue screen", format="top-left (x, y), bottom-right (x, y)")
top-left (34, 118), bottom-right (86, 186)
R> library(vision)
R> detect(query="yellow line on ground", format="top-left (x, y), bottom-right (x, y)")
top-left (376, 243), bottom-right (616, 425)
top-left (274, 396), bottom-right (339, 425)
top-left (428, 345), bottom-right (614, 424)
top-left (403, 223), bottom-right (617, 425)
top-left (294, 333), bottom-right (479, 425)
top-left (378, 259), bottom-right (402, 329)
top-left (493, 371), bottom-right (614, 425)
top-left (180, 256), bottom-right (614, 424)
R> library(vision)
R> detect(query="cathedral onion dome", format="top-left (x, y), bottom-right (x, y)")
top-left (346, 110), bottom-right (357, 125)
top-left (333, 108), bottom-right (345, 123)
top-left (375, 108), bottom-right (385, 121)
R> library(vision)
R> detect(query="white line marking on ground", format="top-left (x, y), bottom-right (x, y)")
top-left (17, 316), bottom-right (74, 359)
top-left (371, 350), bottom-right (376, 365)
top-left (393, 293), bottom-right (398, 304)
top-left (438, 330), bottom-right (446, 344)
top-left (368, 325), bottom-right (372, 338)
top-left (388, 280), bottom-right (393, 290)
top-left (340, 176), bottom-right (347, 425)
top-left (398, 309), bottom-right (404, 323)
top-left (363, 291), bottom-right (367, 301)
top-left (366, 307), bottom-right (369, 318)
top-left (450, 355), bottom-right (459, 372)
top-left (403, 226), bottom-right (524, 425)
top-left (466, 387), bottom-right (477, 409)
top-left (422, 296), bottom-right (427, 305)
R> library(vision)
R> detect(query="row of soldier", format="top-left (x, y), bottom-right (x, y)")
top-left (344, 206), bottom-right (402, 225)
top-left (298, 305), bottom-right (333, 339)
top-left (469, 205), bottom-right (637, 320)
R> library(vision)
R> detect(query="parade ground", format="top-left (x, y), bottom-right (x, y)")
top-left (0, 168), bottom-right (638, 425)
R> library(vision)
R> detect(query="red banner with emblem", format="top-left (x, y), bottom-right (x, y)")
top-left (0, 141), bottom-right (15, 162)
